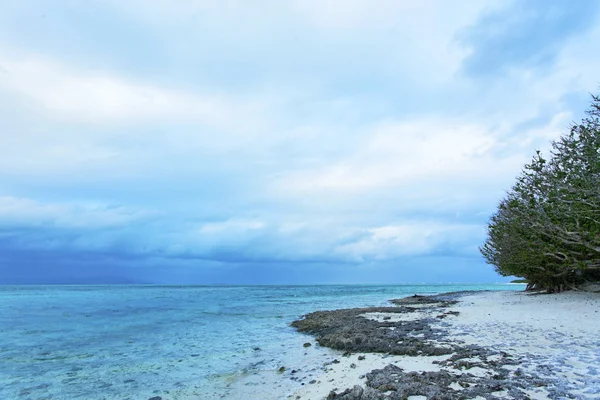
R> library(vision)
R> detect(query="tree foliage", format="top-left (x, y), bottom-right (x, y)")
top-left (481, 93), bottom-right (600, 292)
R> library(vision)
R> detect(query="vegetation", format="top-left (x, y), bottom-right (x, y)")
top-left (509, 279), bottom-right (528, 284)
top-left (481, 93), bottom-right (600, 292)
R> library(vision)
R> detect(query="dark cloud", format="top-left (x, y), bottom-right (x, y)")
top-left (0, 209), bottom-right (487, 284)
top-left (0, 246), bottom-right (502, 285)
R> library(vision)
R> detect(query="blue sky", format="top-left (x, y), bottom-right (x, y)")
top-left (1, 0), bottom-right (599, 284)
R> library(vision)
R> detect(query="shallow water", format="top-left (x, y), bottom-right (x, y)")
top-left (0, 284), bottom-right (525, 399)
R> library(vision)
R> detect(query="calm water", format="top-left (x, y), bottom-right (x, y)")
top-left (0, 284), bottom-right (525, 399)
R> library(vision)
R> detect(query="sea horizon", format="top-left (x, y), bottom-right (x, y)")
top-left (0, 281), bottom-right (518, 287)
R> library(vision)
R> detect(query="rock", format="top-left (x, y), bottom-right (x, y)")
top-left (303, 342), bottom-right (312, 348)
top-left (309, 380), bottom-right (317, 384)
top-left (292, 304), bottom-right (453, 356)
top-left (327, 385), bottom-right (363, 399)
top-left (148, 397), bottom-right (162, 400)
top-left (324, 360), bottom-right (542, 400)
top-left (350, 363), bottom-right (357, 369)
top-left (327, 385), bottom-right (387, 400)
top-left (358, 355), bottom-right (365, 361)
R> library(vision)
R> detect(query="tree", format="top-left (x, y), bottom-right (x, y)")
top-left (481, 93), bottom-right (600, 292)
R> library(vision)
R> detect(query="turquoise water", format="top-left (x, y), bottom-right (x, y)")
top-left (0, 284), bottom-right (525, 399)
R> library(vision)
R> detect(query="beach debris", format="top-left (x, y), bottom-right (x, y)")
top-left (278, 366), bottom-right (286, 373)
top-left (303, 342), bottom-right (312, 347)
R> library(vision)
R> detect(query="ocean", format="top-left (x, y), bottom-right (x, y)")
top-left (0, 284), bottom-right (525, 399)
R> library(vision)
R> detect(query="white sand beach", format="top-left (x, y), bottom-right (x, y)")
top-left (290, 290), bottom-right (600, 400)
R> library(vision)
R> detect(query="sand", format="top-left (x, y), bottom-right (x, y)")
top-left (288, 290), bottom-right (600, 400)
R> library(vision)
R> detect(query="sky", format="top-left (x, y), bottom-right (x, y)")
top-left (1, 0), bottom-right (600, 284)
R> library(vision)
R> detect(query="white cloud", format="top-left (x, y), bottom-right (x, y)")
top-left (199, 219), bottom-right (266, 234)
top-left (0, 52), bottom-right (269, 127)
top-left (333, 221), bottom-right (481, 261)
top-left (0, 50), bottom-right (283, 177)
top-left (105, 0), bottom-right (495, 84)
top-left (0, 196), bottom-right (152, 229)
top-left (275, 118), bottom-right (525, 194)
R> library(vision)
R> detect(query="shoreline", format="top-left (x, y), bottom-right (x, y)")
top-left (286, 290), bottom-right (600, 400)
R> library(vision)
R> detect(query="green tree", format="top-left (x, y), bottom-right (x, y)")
top-left (481, 93), bottom-right (600, 291)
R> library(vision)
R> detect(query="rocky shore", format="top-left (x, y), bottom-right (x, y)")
top-left (288, 290), bottom-right (600, 400)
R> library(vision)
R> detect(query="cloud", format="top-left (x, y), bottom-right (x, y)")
top-left (96, 0), bottom-right (491, 88)
top-left (0, 50), bottom-right (283, 179)
top-left (0, 195), bottom-right (483, 269)
top-left (458, 0), bottom-right (600, 76)
top-left (333, 221), bottom-right (482, 262)
top-left (0, 0), bottom-right (599, 283)
top-left (0, 52), bottom-right (271, 127)
top-left (272, 118), bottom-right (535, 210)
top-left (0, 196), bottom-right (152, 229)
